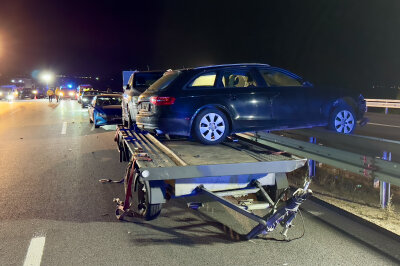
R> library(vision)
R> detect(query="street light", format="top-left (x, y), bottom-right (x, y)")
top-left (40, 72), bottom-right (54, 90)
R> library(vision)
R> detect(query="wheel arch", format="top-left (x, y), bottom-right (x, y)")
top-left (188, 104), bottom-right (233, 137)
top-left (326, 97), bottom-right (357, 119)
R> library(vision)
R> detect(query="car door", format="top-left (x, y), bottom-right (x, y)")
top-left (257, 68), bottom-right (309, 129)
top-left (217, 68), bottom-right (275, 131)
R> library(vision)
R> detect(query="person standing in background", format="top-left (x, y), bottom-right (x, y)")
top-left (47, 88), bottom-right (54, 102)
top-left (55, 87), bottom-right (61, 102)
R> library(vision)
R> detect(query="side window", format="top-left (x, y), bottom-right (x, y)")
top-left (260, 70), bottom-right (302, 87)
top-left (188, 72), bottom-right (216, 87)
top-left (220, 70), bottom-right (258, 88)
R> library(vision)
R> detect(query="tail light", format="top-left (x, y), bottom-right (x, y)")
top-left (150, 96), bottom-right (176, 106)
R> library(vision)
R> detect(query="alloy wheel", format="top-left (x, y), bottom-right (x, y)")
top-left (334, 110), bottom-right (355, 134)
top-left (199, 113), bottom-right (226, 141)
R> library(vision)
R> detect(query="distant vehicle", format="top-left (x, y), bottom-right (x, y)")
top-left (122, 70), bottom-right (164, 128)
top-left (0, 86), bottom-right (19, 101)
top-left (19, 88), bottom-right (36, 99)
top-left (77, 84), bottom-right (93, 103)
top-left (81, 90), bottom-right (100, 108)
top-left (136, 63), bottom-right (367, 145)
top-left (88, 94), bottom-right (122, 128)
top-left (60, 87), bottom-right (77, 100)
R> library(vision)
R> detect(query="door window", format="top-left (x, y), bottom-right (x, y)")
top-left (260, 70), bottom-right (301, 86)
top-left (188, 72), bottom-right (217, 87)
top-left (220, 70), bottom-right (257, 88)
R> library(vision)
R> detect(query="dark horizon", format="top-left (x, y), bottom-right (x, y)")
top-left (1, 1), bottom-right (400, 97)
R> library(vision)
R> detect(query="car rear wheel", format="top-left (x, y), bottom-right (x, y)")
top-left (329, 104), bottom-right (356, 134)
top-left (193, 108), bottom-right (229, 145)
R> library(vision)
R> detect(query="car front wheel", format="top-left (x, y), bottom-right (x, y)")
top-left (329, 105), bottom-right (356, 134)
top-left (193, 108), bottom-right (229, 145)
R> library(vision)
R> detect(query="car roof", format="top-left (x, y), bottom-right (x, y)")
top-left (193, 63), bottom-right (270, 70)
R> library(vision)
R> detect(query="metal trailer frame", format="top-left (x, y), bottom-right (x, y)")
top-left (114, 125), bottom-right (308, 239)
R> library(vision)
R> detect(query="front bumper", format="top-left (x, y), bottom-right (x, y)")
top-left (95, 115), bottom-right (122, 125)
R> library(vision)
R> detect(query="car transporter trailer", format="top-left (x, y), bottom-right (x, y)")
top-left (113, 125), bottom-right (314, 240)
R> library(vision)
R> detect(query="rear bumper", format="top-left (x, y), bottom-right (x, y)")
top-left (136, 114), bottom-right (191, 136)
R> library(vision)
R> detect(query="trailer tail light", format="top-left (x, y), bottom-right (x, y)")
top-left (150, 96), bottom-right (176, 106)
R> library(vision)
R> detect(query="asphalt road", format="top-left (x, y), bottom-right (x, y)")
top-left (355, 112), bottom-right (400, 141)
top-left (0, 99), bottom-right (398, 265)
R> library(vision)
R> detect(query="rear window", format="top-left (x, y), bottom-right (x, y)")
top-left (145, 71), bottom-right (180, 93)
top-left (134, 73), bottom-right (163, 87)
top-left (96, 96), bottom-right (122, 106)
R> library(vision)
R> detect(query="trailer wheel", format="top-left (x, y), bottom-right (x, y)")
top-left (124, 165), bottom-right (162, 220)
top-left (134, 178), bottom-right (162, 220)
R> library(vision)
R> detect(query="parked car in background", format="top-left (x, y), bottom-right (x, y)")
top-left (77, 84), bottom-right (94, 103)
top-left (122, 70), bottom-right (164, 128)
top-left (136, 63), bottom-right (367, 145)
top-left (81, 90), bottom-right (100, 108)
top-left (88, 94), bottom-right (122, 128)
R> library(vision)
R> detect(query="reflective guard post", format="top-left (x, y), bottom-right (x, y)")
top-left (308, 137), bottom-right (316, 177)
top-left (380, 151), bottom-right (392, 208)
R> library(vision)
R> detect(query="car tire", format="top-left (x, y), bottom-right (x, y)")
top-left (193, 108), bottom-right (230, 145)
top-left (328, 104), bottom-right (356, 134)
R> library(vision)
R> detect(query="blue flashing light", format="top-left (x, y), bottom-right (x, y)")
top-left (67, 84), bottom-right (73, 88)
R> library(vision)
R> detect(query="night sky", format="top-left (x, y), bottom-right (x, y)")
top-left (1, 0), bottom-right (400, 96)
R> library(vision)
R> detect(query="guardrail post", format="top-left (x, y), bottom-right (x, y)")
top-left (308, 137), bottom-right (316, 177)
top-left (380, 151), bottom-right (392, 208)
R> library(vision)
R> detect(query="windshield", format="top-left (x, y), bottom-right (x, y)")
top-left (96, 96), bottom-right (122, 106)
top-left (83, 91), bottom-right (99, 96)
top-left (145, 71), bottom-right (180, 93)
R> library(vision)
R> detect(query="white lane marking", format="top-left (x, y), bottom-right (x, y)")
top-left (23, 236), bottom-right (46, 266)
top-left (61, 122), bottom-right (67, 134)
top-left (368, 122), bottom-right (400, 129)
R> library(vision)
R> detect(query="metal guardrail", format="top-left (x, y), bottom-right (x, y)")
top-left (235, 132), bottom-right (400, 187)
top-left (366, 98), bottom-right (400, 114)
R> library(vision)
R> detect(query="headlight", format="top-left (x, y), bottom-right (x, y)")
top-left (60, 92), bottom-right (64, 96)
top-left (69, 92), bottom-right (74, 96)
top-left (83, 98), bottom-right (88, 102)
top-left (7, 95), bottom-right (14, 100)
top-left (0, 92), bottom-right (3, 96)
top-left (32, 90), bottom-right (38, 94)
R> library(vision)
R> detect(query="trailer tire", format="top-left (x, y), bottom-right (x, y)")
top-left (124, 165), bottom-right (162, 220)
top-left (134, 178), bottom-right (162, 220)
